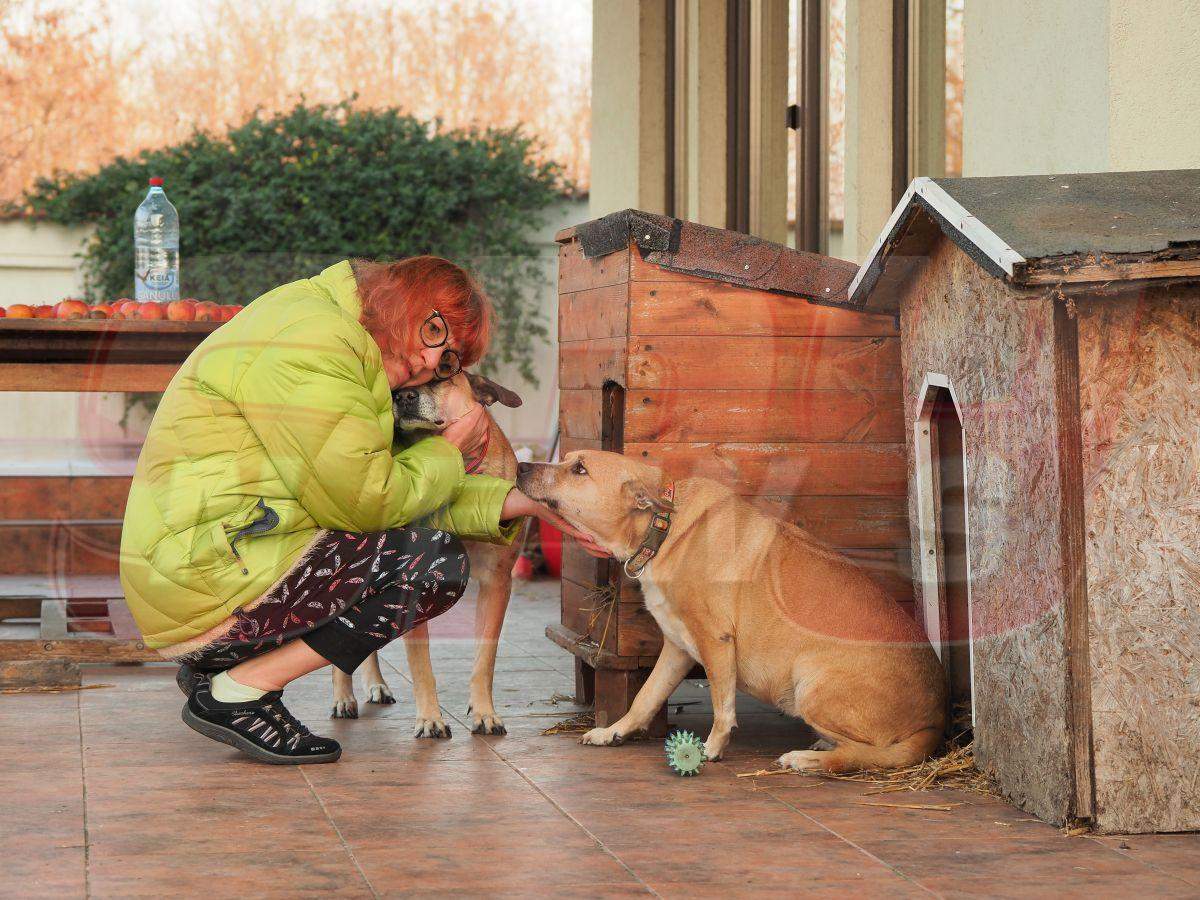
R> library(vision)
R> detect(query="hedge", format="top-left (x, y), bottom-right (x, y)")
top-left (24, 101), bottom-right (567, 383)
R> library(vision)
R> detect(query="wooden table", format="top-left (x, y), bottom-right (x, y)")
top-left (0, 318), bottom-right (220, 686)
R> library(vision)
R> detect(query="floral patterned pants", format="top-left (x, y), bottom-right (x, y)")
top-left (182, 527), bottom-right (470, 675)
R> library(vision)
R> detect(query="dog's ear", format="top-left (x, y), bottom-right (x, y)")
top-left (466, 372), bottom-right (523, 408)
top-left (623, 479), bottom-right (674, 513)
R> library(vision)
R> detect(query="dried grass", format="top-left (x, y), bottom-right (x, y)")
top-left (540, 712), bottom-right (595, 736)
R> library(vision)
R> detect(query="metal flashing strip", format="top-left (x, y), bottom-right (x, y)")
top-left (847, 177), bottom-right (1027, 305)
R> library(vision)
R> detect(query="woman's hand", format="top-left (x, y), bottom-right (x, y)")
top-left (501, 488), bottom-right (613, 558)
top-left (441, 401), bottom-right (489, 463)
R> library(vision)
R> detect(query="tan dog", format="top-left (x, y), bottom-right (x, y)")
top-left (331, 372), bottom-right (523, 737)
top-left (516, 450), bottom-right (947, 771)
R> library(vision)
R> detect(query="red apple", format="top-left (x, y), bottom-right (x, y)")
top-left (89, 303), bottom-right (113, 319)
top-left (6, 304), bottom-right (33, 318)
top-left (218, 304), bottom-right (240, 321)
top-left (0, 306), bottom-right (5, 318)
top-left (194, 301), bottom-right (221, 322)
top-left (136, 302), bottom-right (165, 320)
top-left (166, 300), bottom-right (196, 321)
top-left (114, 299), bottom-right (139, 319)
top-left (34, 305), bottom-right (55, 319)
top-left (55, 299), bottom-right (90, 319)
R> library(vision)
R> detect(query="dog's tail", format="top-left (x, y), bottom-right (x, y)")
top-left (818, 726), bottom-right (943, 773)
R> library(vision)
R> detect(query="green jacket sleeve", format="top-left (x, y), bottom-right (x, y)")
top-left (234, 315), bottom-right (466, 533)
top-left (421, 474), bottom-right (522, 545)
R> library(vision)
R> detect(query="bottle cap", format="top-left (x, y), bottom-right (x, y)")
top-left (149, 177), bottom-right (163, 187)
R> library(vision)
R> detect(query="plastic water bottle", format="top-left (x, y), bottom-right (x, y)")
top-left (134, 177), bottom-right (180, 301)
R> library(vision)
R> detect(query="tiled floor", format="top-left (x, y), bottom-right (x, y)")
top-left (2, 578), bottom-right (1197, 898)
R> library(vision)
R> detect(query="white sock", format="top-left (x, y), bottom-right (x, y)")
top-left (210, 670), bottom-right (268, 703)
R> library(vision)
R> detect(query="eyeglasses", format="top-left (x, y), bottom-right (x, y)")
top-left (420, 310), bottom-right (461, 380)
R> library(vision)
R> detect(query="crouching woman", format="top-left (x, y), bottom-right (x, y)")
top-left (119, 258), bottom-right (598, 764)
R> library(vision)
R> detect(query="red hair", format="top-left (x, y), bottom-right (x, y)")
top-left (351, 256), bottom-right (492, 366)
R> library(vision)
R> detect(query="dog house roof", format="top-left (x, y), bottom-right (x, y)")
top-left (846, 168), bottom-right (1200, 314)
top-left (557, 209), bottom-right (860, 304)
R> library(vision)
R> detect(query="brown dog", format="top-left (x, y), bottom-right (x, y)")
top-left (330, 372), bottom-right (523, 737)
top-left (516, 450), bottom-right (947, 771)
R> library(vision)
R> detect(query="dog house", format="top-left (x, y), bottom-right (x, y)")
top-left (551, 210), bottom-right (912, 733)
top-left (831, 169), bottom-right (1200, 833)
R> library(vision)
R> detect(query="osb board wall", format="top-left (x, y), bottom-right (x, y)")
top-left (1077, 287), bottom-right (1200, 833)
top-left (899, 238), bottom-right (1075, 825)
top-left (558, 235), bottom-right (913, 661)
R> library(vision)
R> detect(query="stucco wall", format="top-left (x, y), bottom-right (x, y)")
top-left (964, 0), bottom-right (1200, 176)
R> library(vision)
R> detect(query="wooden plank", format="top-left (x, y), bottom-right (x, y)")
top-left (628, 336), bottom-right (901, 391)
top-left (70, 476), bottom-right (132, 519)
top-left (0, 597), bottom-right (40, 619)
top-left (625, 442), bottom-right (907, 496)
top-left (1053, 299), bottom-right (1094, 821)
top-left (618, 600), bottom-right (663, 658)
top-left (0, 522), bottom-right (122, 576)
top-left (544, 623), bottom-right (654, 671)
top-left (106, 596), bottom-right (144, 642)
top-left (559, 338), bottom-right (627, 390)
top-left (560, 539), bottom-right (604, 591)
top-left (560, 436), bottom-right (601, 457)
top-left (558, 239), bottom-right (629, 294)
top-left (629, 279), bottom-right (899, 337)
top-left (0, 639), bottom-right (157, 662)
top-left (0, 363), bottom-right (177, 392)
top-left (559, 283), bottom-right (629, 342)
top-left (1021, 257), bottom-right (1200, 286)
top-left (0, 477), bottom-right (71, 520)
top-left (0, 659), bottom-right (80, 689)
top-left (0, 318), bottom-right (219, 335)
top-left (559, 389), bottom-right (604, 442)
top-left (624, 389), bottom-right (904, 443)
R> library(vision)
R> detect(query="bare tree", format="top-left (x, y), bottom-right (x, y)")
top-left (0, 0), bottom-right (590, 204)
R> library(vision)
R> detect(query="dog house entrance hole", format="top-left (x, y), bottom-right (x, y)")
top-left (918, 383), bottom-right (973, 726)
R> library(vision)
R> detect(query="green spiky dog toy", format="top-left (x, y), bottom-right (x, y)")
top-left (664, 729), bottom-right (707, 776)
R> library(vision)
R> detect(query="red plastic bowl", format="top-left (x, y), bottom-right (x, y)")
top-left (539, 518), bottom-right (563, 577)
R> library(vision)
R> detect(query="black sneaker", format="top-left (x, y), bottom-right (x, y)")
top-left (175, 663), bottom-right (215, 696)
top-left (182, 682), bottom-right (341, 765)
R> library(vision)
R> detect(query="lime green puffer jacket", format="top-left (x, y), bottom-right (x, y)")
top-left (119, 261), bottom-right (518, 650)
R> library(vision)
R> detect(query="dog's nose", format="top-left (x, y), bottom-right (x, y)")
top-left (517, 462), bottom-right (533, 477)
top-left (399, 390), bottom-right (419, 403)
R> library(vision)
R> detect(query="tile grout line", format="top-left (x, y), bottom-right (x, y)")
top-left (379, 654), bottom-right (657, 896)
top-left (1083, 836), bottom-right (1200, 889)
top-left (440, 702), bottom-right (661, 899)
top-left (746, 780), bottom-right (943, 898)
top-left (298, 766), bottom-right (380, 900)
top-left (76, 688), bottom-right (92, 900)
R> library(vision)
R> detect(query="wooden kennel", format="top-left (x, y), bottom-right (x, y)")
top-left (551, 210), bottom-right (913, 733)
top-left (832, 169), bottom-right (1200, 833)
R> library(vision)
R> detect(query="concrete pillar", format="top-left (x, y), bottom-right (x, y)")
top-left (842, 0), bottom-right (896, 262)
top-left (589, 0), bottom-right (670, 218)
top-left (963, 0), bottom-right (1200, 176)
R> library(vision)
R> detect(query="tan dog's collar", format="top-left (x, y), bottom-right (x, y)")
top-left (623, 481), bottom-right (675, 580)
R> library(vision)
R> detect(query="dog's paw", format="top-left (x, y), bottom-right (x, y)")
top-left (778, 749), bottom-right (824, 772)
top-left (579, 727), bottom-right (624, 747)
top-left (469, 707), bottom-right (507, 735)
top-left (331, 696), bottom-right (359, 719)
top-left (366, 683), bottom-right (396, 705)
top-left (413, 717), bottom-right (452, 739)
top-left (703, 742), bottom-right (724, 762)
top-left (809, 737), bottom-right (834, 751)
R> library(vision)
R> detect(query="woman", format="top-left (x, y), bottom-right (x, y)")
top-left (119, 257), bottom-right (604, 764)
